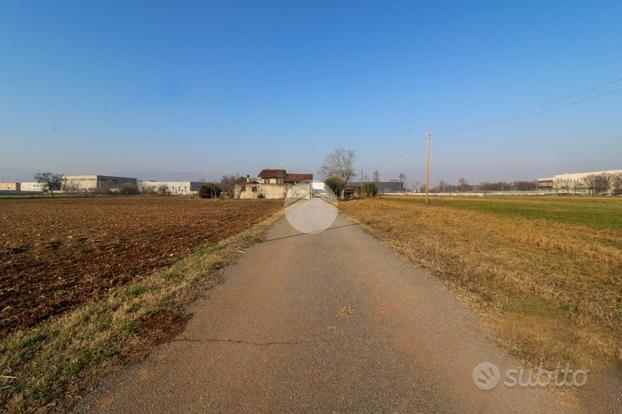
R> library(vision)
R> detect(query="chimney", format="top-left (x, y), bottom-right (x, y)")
top-left (246, 174), bottom-right (250, 183)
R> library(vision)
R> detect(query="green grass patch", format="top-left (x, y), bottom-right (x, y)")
top-left (387, 196), bottom-right (622, 230)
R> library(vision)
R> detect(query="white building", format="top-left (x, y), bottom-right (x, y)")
top-left (20, 182), bottom-right (45, 192)
top-left (538, 169), bottom-right (622, 194)
top-left (138, 181), bottom-right (203, 195)
top-left (63, 175), bottom-right (137, 192)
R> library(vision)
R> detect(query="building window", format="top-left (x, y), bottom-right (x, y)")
top-left (252, 186), bottom-right (258, 192)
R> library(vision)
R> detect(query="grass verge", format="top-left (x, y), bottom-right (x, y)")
top-left (0, 211), bottom-right (282, 413)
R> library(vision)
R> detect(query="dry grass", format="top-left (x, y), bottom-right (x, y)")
top-left (340, 198), bottom-right (622, 369)
top-left (0, 211), bottom-right (282, 413)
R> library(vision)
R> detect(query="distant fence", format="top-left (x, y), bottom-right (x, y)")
top-left (382, 190), bottom-right (594, 197)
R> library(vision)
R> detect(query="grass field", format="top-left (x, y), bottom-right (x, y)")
top-left (0, 197), bottom-right (281, 412)
top-left (395, 196), bottom-right (622, 231)
top-left (340, 196), bottom-right (622, 370)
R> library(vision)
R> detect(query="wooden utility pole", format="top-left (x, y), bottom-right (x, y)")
top-left (360, 169), bottom-right (364, 198)
top-left (425, 131), bottom-right (431, 205)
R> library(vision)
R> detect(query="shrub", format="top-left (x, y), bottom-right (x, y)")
top-left (198, 183), bottom-right (222, 199)
top-left (324, 176), bottom-right (345, 197)
top-left (118, 184), bottom-right (140, 195)
top-left (364, 183), bottom-right (378, 197)
top-left (257, 193), bottom-right (265, 199)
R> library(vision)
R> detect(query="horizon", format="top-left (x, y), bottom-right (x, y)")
top-left (1, 1), bottom-right (621, 185)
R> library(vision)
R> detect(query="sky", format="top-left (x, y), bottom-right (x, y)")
top-left (1, 0), bottom-right (621, 185)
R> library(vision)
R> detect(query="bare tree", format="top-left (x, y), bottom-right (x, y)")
top-left (35, 172), bottom-right (63, 198)
top-left (583, 174), bottom-right (609, 195)
top-left (398, 173), bottom-right (407, 185)
top-left (320, 147), bottom-right (356, 198)
top-left (611, 174), bottom-right (622, 195)
top-left (372, 170), bottom-right (379, 183)
top-left (458, 177), bottom-right (468, 193)
top-left (157, 184), bottom-right (170, 196)
top-left (220, 174), bottom-right (241, 198)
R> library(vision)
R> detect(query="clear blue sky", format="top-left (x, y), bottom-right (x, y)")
top-left (1, 0), bottom-right (621, 184)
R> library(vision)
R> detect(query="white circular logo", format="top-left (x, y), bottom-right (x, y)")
top-left (284, 180), bottom-right (338, 234)
top-left (472, 362), bottom-right (500, 390)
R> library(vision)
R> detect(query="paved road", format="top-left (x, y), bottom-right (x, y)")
top-left (79, 211), bottom-right (571, 413)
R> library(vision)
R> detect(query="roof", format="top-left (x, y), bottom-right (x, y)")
top-left (258, 169), bottom-right (287, 178)
top-left (285, 173), bottom-right (313, 183)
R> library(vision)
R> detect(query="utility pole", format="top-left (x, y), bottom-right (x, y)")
top-left (361, 169), bottom-right (364, 199)
top-left (425, 131), bottom-right (431, 205)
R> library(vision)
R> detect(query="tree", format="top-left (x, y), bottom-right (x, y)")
top-left (458, 177), bottom-right (469, 193)
top-left (583, 174), bottom-right (609, 195)
top-left (372, 170), bottom-right (379, 183)
top-left (320, 147), bottom-right (356, 198)
top-left (118, 184), bottom-right (140, 195)
top-left (324, 176), bottom-right (345, 197)
top-left (611, 174), bottom-right (622, 195)
top-left (398, 173), bottom-right (407, 186)
top-left (198, 183), bottom-right (222, 199)
top-left (157, 185), bottom-right (170, 196)
top-left (364, 182), bottom-right (378, 197)
top-left (513, 180), bottom-right (538, 191)
top-left (35, 172), bottom-right (63, 198)
top-left (220, 174), bottom-right (242, 198)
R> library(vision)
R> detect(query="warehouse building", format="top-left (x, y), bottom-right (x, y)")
top-left (537, 169), bottom-right (622, 193)
top-left (62, 175), bottom-right (137, 192)
top-left (138, 180), bottom-right (202, 195)
top-left (20, 182), bottom-right (45, 192)
top-left (0, 182), bottom-right (20, 191)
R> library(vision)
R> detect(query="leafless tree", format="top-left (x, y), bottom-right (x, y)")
top-left (458, 177), bottom-right (468, 193)
top-left (611, 174), bottom-right (622, 194)
top-left (35, 172), bottom-right (63, 198)
top-left (220, 174), bottom-right (241, 198)
top-left (320, 147), bottom-right (356, 198)
top-left (398, 173), bottom-right (407, 185)
top-left (372, 170), bottom-right (379, 183)
top-left (157, 184), bottom-right (170, 196)
top-left (583, 174), bottom-right (609, 195)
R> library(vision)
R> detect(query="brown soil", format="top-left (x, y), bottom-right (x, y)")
top-left (0, 197), bottom-right (280, 337)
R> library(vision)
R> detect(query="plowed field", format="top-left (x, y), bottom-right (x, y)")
top-left (0, 197), bottom-right (280, 337)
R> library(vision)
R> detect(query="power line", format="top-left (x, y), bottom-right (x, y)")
top-left (372, 137), bottom-right (426, 171)
top-left (434, 76), bottom-right (622, 136)
top-left (369, 76), bottom-right (622, 173)
top-left (441, 86), bottom-right (622, 134)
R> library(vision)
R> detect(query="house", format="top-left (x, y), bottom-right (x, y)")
top-left (234, 169), bottom-right (313, 199)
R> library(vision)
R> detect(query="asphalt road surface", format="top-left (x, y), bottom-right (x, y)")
top-left (78, 210), bottom-right (571, 413)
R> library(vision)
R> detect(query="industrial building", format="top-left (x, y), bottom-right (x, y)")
top-left (20, 182), bottom-right (45, 192)
top-left (235, 169), bottom-right (313, 199)
top-left (138, 180), bottom-right (203, 195)
top-left (62, 175), bottom-right (137, 192)
top-left (0, 182), bottom-right (20, 191)
top-left (537, 169), bottom-right (622, 194)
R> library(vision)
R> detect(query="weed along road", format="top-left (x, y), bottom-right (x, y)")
top-left (79, 210), bottom-right (569, 413)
